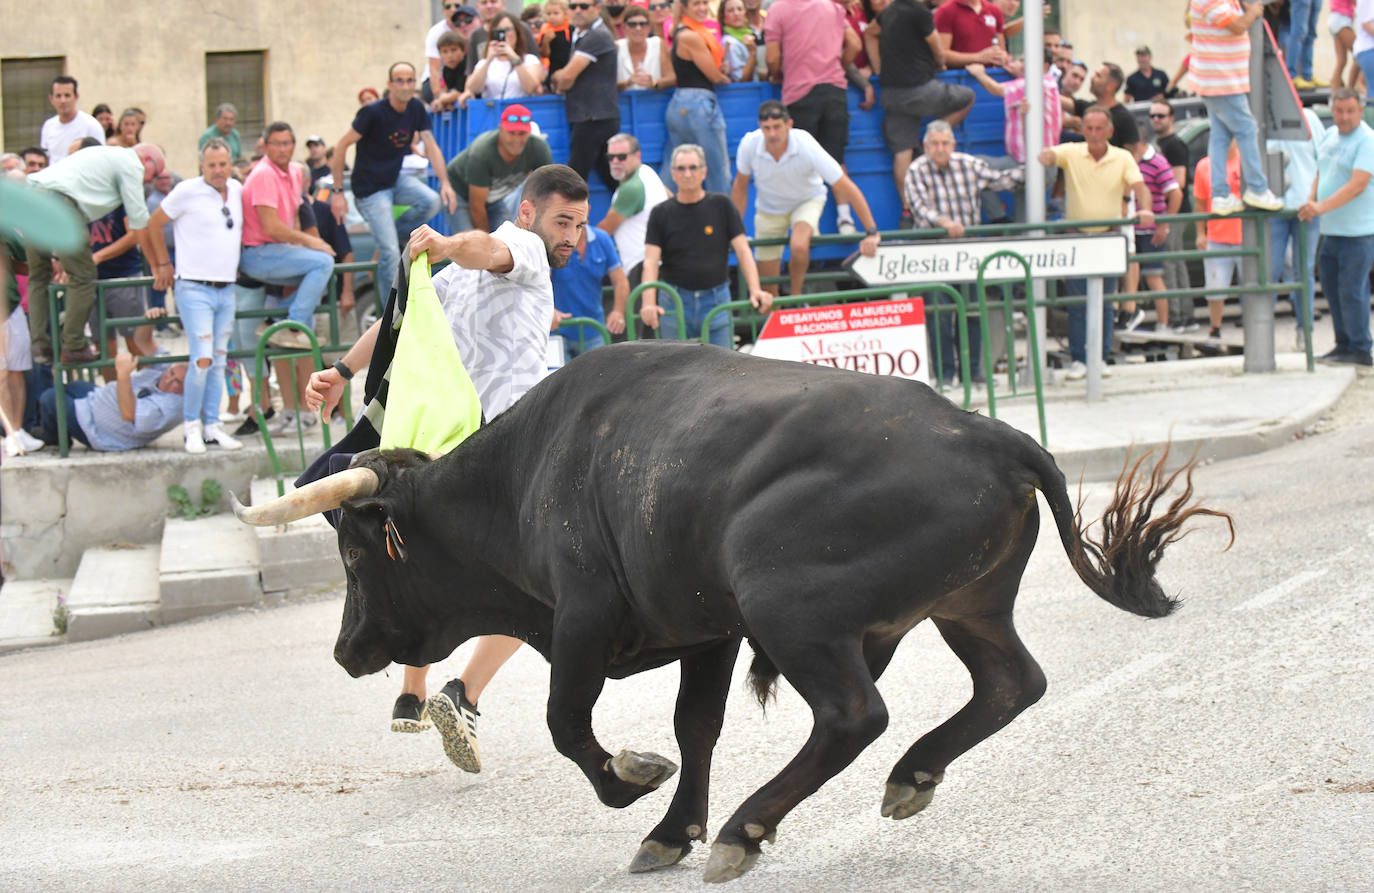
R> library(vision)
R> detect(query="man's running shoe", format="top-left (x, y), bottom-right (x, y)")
top-left (390, 693), bottom-right (431, 733)
top-left (428, 678), bottom-right (482, 772)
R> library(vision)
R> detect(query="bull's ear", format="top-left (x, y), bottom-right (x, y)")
top-left (341, 496), bottom-right (389, 516)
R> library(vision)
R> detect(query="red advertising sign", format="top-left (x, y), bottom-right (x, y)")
top-left (749, 298), bottom-right (930, 381)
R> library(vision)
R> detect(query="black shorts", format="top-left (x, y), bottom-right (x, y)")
top-left (788, 84), bottom-right (850, 164)
top-left (880, 80), bottom-right (976, 153)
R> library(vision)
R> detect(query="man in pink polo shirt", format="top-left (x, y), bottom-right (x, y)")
top-left (235, 121), bottom-right (336, 351)
top-left (764, 0), bottom-right (862, 232)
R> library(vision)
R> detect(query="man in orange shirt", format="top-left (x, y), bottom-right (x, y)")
top-left (1194, 140), bottom-right (1244, 340)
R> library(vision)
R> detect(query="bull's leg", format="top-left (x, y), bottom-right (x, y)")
top-left (881, 613), bottom-right (1046, 820)
top-left (630, 639), bottom-right (741, 873)
top-left (546, 610), bottom-right (677, 810)
top-left (703, 640), bottom-right (887, 883)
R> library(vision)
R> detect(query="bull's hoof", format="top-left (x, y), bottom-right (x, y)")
top-left (610, 750), bottom-right (678, 789)
top-left (629, 839), bottom-right (690, 873)
top-left (703, 842), bottom-right (759, 883)
top-left (881, 770), bottom-right (945, 820)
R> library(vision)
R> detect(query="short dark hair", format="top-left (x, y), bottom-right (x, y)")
top-left (524, 163), bottom-right (589, 207)
top-left (263, 121), bottom-right (295, 142)
top-left (91, 102), bottom-right (111, 116)
top-left (1151, 98), bottom-right (1174, 115)
top-left (757, 100), bottom-right (789, 121)
top-left (50, 75), bottom-right (78, 95)
top-left (437, 29), bottom-right (468, 51)
top-left (75, 137), bottom-right (102, 150)
top-left (20, 146), bottom-right (48, 160)
top-left (1102, 62), bottom-right (1124, 91)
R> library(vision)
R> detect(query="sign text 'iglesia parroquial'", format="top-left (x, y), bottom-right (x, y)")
top-left (848, 234), bottom-right (1129, 286)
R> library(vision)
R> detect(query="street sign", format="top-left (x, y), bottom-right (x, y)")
top-left (749, 298), bottom-right (931, 382)
top-left (847, 234), bottom-right (1129, 286)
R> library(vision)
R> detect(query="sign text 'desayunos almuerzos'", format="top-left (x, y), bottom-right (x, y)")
top-left (847, 234), bottom-right (1129, 286)
top-left (749, 298), bottom-right (931, 381)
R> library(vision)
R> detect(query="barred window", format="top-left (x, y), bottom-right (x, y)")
top-left (205, 51), bottom-right (267, 148)
top-left (2, 57), bottom-right (65, 153)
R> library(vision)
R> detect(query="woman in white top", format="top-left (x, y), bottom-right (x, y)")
top-left (466, 12), bottom-right (544, 100)
top-left (617, 5), bottom-right (675, 90)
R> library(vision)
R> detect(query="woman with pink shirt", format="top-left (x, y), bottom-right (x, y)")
top-left (1332, 0), bottom-right (1365, 89)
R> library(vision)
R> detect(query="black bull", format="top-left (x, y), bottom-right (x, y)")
top-left (235, 341), bottom-right (1232, 883)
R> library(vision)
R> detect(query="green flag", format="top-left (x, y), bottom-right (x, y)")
top-left (379, 252), bottom-right (483, 455)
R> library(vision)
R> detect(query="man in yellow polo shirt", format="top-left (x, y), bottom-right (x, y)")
top-left (1039, 106), bottom-right (1152, 379)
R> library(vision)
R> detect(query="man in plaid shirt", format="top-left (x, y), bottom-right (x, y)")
top-left (903, 120), bottom-right (1024, 383)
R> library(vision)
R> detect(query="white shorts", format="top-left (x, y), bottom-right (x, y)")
top-left (754, 197), bottom-right (828, 262)
top-left (1, 308), bottom-right (31, 373)
top-left (1330, 12), bottom-right (1353, 35)
top-left (1203, 240), bottom-right (1241, 302)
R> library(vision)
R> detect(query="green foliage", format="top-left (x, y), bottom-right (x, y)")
top-left (168, 478), bottom-right (224, 521)
top-left (51, 594), bottom-right (68, 636)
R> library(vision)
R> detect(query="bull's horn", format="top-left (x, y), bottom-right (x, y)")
top-left (231, 467), bottom-right (381, 526)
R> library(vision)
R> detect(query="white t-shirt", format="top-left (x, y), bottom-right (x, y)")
top-left (1356, 0), bottom-right (1374, 55)
top-left (617, 37), bottom-right (664, 89)
top-left (609, 163), bottom-right (669, 272)
top-left (40, 111), bottom-right (107, 164)
top-left (159, 176), bottom-right (244, 282)
top-left (735, 126), bottom-right (843, 215)
top-left (475, 54), bottom-right (542, 99)
top-left (422, 18), bottom-right (456, 83)
top-left (434, 220), bottom-right (553, 417)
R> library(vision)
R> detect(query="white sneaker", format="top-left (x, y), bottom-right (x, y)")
top-left (268, 409), bottom-right (298, 435)
top-left (836, 219), bottom-right (858, 236)
top-left (1242, 189), bottom-right (1284, 212)
top-left (1211, 194), bottom-right (1244, 215)
top-left (15, 429), bottom-right (44, 453)
top-left (184, 420), bottom-right (207, 454)
top-left (1122, 309), bottom-right (1147, 332)
top-left (203, 423), bottom-right (243, 450)
top-left (1064, 360), bottom-right (1087, 381)
top-left (3, 435), bottom-right (20, 457)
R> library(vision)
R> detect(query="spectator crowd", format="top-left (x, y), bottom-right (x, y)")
top-left (4, 0), bottom-right (1374, 460)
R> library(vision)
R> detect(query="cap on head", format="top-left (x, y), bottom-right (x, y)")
top-left (500, 103), bottom-right (533, 133)
top-left (306, 135), bottom-right (325, 146)
top-left (454, 4), bottom-right (478, 16)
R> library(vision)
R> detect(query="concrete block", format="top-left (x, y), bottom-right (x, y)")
top-left (67, 544), bottom-right (161, 609)
top-left (261, 555), bottom-right (345, 594)
top-left (159, 514), bottom-right (262, 613)
top-left (66, 605), bottom-right (159, 642)
top-left (0, 520), bottom-right (70, 580)
top-left (159, 567), bottom-right (262, 614)
top-left (0, 460), bottom-right (69, 525)
top-left (0, 578), bottom-right (71, 648)
top-left (249, 477), bottom-right (344, 594)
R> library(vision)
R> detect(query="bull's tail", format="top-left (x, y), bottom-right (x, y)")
top-left (745, 643), bottom-right (781, 710)
top-left (1026, 441), bottom-right (1235, 618)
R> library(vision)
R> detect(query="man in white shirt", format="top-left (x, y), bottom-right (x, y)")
top-left (596, 132), bottom-right (669, 285)
top-left (146, 138), bottom-right (246, 454)
top-left (730, 100), bottom-right (881, 298)
top-left (39, 76), bottom-right (106, 165)
top-left (303, 163), bottom-right (591, 774)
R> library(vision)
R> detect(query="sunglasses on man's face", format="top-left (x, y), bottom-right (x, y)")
top-left (608, 152), bottom-right (634, 161)
top-left (568, 2), bottom-right (594, 8)
top-left (1149, 113), bottom-right (1170, 119)
top-left (626, 19), bottom-right (651, 26)
top-left (650, 2), bottom-right (672, 8)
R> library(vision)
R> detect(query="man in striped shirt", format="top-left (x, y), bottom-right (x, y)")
top-left (904, 120), bottom-right (1024, 382)
top-left (1187, 0), bottom-right (1283, 213)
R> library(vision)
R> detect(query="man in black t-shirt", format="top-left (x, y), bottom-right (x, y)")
top-left (1149, 99), bottom-right (1194, 324)
top-left (873, 0), bottom-right (975, 226)
top-left (1124, 46), bottom-right (1169, 103)
top-left (551, 0), bottom-right (621, 190)
top-left (640, 144), bottom-right (771, 348)
top-left (1088, 62), bottom-right (1139, 150)
top-left (327, 62), bottom-right (457, 294)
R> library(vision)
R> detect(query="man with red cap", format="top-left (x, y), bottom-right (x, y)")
top-left (444, 103), bottom-right (553, 233)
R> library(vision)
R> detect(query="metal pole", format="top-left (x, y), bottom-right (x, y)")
top-left (1086, 276), bottom-right (1104, 403)
top-left (1242, 17), bottom-right (1276, 372)
top-left (1023, 2), bottom-right (1048, 383)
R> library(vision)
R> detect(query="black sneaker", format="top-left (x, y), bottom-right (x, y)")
top-left (390, 693), bottom-right (431, 733)
top-left (232, 407), bottom-right (274, 436)
top-left (899, 210), bottom-right (915, 230)
top-left (428, 678), bottom-right (482, 772)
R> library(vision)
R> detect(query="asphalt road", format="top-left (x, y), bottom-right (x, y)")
top-left (2, 384), bottom-right (1372, 892)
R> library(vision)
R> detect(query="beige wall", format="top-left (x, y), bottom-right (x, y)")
top-left (1061, 0), bottom-right (1340, 95)
top-left (0, 0), bottom-right (435, 175)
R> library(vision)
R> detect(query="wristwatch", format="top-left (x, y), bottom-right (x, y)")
top-left (864, 227), bottom-right (879, 237)
top-left (333, 358), bottom-right (354, 381)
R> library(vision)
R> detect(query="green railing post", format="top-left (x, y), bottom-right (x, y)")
top-left (625, 281), bottom-right (685, 341)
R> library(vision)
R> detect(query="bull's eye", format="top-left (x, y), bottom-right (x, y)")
top-left (345, 546), bottom-right (362, 566)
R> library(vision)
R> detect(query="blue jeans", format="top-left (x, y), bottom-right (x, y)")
top-left (1063, 275), bottom-right (1117, 363)
top-left (1318, 233), bottom-right (1374, 356)
top-left (355, 173), bottom-right (441, 293)
top-left (235, 242), bottom-right (335, 351)
top-left (658, 281), bottom-right (733, 348)
top-left (664, 88), bottom-right (730, 196)
top-left (447, 185), bottom-right (522, 234)
top-left (553, 329), bottom-right (605, 360)
top-left (38, 381), bottom-right (93, 447)
top-left (177, 280), bottom-right (236, 426)
top-left (1357, 50), bottom-right (1374, 103)
top-left (1285, 0), bottom-right (1320, 80)
top-left (1269, 216), bottom-right (1319, 332)
top-left (1204, 93), bottom-right (1271, 199)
